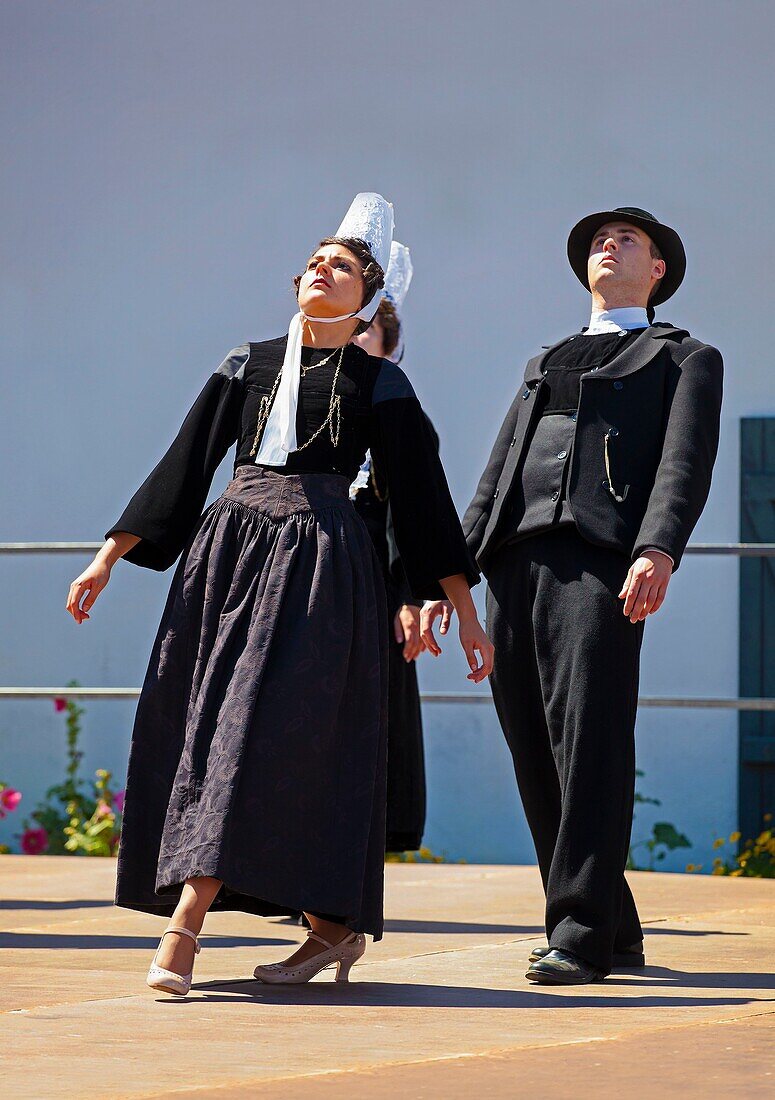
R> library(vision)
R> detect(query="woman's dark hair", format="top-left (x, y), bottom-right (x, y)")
top-left (376, 298), bottom-right (401, 358)
top-left (293, 236), bottom-right (385, 334)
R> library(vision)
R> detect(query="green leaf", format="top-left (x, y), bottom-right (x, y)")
top-left (651, 822), bottom-right (692, 850)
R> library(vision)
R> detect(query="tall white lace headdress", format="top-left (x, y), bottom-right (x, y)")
top-left (335, 193), bottom-right (395, 322)
top-left (255, 192), bottom-right (394, 466)
top-left (383, 241), bottom-right (413, 363)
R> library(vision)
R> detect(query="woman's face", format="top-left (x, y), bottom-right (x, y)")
top-left (353, 315), bottom-right (385, 357)
top-left (297, 243), bottom-right (366, 318)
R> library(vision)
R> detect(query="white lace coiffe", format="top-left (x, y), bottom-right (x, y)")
top-left (255, 193), bottom-right (394, 467)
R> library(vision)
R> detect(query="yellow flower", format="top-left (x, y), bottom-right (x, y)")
top-left (712, 838), bottom-right (725, 849)
top-left (763, 813), bottom-right (772, 822)
top-left (729, 831), bottom-right (741, 843)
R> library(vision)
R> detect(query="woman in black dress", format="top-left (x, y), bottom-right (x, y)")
top-left (65, 194), bottom-right (492, 993)
top-left (351, 243), bottom-right (429, 853)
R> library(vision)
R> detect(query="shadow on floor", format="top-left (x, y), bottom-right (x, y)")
top-left (178, 977), bottom-right (774, 1011)
top-left (272, 917), bottom-right (545, 935)
top-left (383, 920), bottom-right (545, 935)
top-left (0, 932), bottom-right (296, 951)
top-left (0, 899), bottom-right (113, 911)
top-left (643, 926), bottom-right (748, 938)
top-left (603, 966), bottom-right (775, 990)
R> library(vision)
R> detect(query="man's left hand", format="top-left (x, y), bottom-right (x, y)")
top-left (619, 551), bottom-right (673, 623)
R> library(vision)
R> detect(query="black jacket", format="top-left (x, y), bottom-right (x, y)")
top-left (463, 324), bottom-right (723, 574)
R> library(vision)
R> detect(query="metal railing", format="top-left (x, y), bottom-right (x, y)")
top-left (1, 541), bottom-right (773, 711)
top-left (2, 542), bottom-right (774, 557)
top-left (0, 687), bottom-right (772, 710)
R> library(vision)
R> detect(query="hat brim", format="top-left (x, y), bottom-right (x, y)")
top-left (567, 210), bottom-right (686, 307)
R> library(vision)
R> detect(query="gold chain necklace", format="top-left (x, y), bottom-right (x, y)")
top-left (300, 347), bottom-right (339, 376)
top-left (249, 345), bottom-right (345, 459)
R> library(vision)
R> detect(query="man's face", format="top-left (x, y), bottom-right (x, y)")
top-left (587, 222), bottom-right (666, 304)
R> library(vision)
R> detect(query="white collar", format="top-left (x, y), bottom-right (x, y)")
top-left (584, 306), bottom-right (649, 336)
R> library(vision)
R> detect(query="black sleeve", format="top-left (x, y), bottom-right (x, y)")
top-left (461, 390), bottom-right (523, 560)
top-left (105, 347), bottom-right (248, 570)
top-left (632, 344), bottom-right (724, 570)
top-left (370, 363), bottom-right (480, 601)
top-left (385, 502), bottom-right (422, 608)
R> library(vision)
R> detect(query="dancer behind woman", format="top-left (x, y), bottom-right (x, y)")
top-left (66, 194), bottom-right (492, 994)
top-left (351, 242), bottom-right (429, 853)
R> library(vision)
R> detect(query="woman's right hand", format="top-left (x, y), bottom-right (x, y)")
top-left (420, 600), bottom-right (454, 656)
top-left (66, 532), bottom-right (141, 623)
top-left (66, 557), bottom-right (112, 624)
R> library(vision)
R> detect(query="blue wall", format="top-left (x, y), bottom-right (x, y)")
top-left (1, 1), bottom-right (772, 871)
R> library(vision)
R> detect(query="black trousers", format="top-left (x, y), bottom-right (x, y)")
top-left (485, 526), bottom-right (645, 974)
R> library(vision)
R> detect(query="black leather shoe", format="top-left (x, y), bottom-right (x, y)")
top-left (526, 948), bottom-right (605, 984)
top-left (529, 942), bottom-right (645, 968)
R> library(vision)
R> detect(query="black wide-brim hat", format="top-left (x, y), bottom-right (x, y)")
top-left (567, 207), bottom-right (686, 307)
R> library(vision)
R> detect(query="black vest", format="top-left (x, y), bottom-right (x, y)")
top-left (503, 329), bottom-right (644, 543)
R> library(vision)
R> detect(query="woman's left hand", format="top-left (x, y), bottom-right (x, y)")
top-left (394, 605), bottom-right (425, 662)
top-left (459, 615), bottom-right (494, 684)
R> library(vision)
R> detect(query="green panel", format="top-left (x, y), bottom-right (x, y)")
top-left (739, 418), bottom-right (775, 845)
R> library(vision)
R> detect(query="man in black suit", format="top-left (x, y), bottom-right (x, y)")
top-left (422, 208), bottom-right (723, 983)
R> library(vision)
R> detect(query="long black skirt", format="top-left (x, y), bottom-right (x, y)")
top-left (114, 465), bottom-right (389, 939)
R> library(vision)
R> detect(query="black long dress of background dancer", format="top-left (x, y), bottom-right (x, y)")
top-left (352, 420), bottom-right (440, 853)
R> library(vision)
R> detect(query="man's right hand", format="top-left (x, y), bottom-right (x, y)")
top-left (420, 600), bottom-right (455, 656)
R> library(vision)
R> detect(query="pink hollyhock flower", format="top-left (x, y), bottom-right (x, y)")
top-left (95, 800), bottom-right (112, 818)
top-left (54, 698), bottom-right (67, 712)
top-left (0, 788), bottom-right (22, 812)
top-left (114, 789), bottom-right (125, 814)
top-left (21, 827), bottom-right (49, 855)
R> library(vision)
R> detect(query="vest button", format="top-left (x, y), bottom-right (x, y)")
top-left (493, 489), bottom-right (499, 499)
top-left (522, 389), bottom-right (530, 399)
top-left (609, 427), bottom-right (619, 437)
top-left (551, 491), bottom-right (560, 502)
top-left (614, 380), bottom-right (624, 390)
top-left (557, 450), bottom-right (567, 460)
top-left (510, 437), bottom-right (516, 447)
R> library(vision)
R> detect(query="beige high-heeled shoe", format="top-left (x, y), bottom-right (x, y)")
top-left (146, 926), bottom-right (201, 996)
top-left (254, 930), bottom-right (366, 984)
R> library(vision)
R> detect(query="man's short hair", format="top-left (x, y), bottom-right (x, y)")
top-left (648, 238), bottom-right (664, 302)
